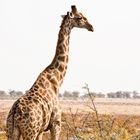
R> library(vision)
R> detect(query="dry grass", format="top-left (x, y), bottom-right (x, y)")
top-left (1, 112), bottom-right (140, 140)
top-left (61, 112), bottom-right (140, 140)
top-left (1, 95), bottom-right (140, 139)
top-left (61, 98), bottom-right (140, 116)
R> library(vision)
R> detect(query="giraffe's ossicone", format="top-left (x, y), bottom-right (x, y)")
top-left (6, 5), bottom-right (93, 140)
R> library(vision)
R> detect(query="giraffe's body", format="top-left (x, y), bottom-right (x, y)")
top-left (6, 5), bottom-right (93, 140)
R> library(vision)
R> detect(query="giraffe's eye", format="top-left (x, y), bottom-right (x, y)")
top-left (75, 16), bottom-right (82, 20)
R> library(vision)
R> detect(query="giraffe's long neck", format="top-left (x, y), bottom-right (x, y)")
top-left (46, 17), bottom-right (72, 86)
top-left (30, 17), bottom-right (72, 94)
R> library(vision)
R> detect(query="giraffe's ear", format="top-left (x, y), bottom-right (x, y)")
top-left (71, 5), bottom-right (77, 14)
top-left (67, 12), bottom-right (74, 18)
top-left (61, 15), bottom-right (65, 18)
top-left (61, 12), bottom-right (74, 19)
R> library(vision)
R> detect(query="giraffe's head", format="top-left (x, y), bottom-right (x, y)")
top-left (62, 5), bottom-right (94, 32)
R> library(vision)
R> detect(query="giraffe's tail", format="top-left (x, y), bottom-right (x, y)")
top-left (6, 100), bottom-right (21, 140)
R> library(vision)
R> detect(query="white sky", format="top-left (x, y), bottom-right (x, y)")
top-left (0, 0), bottom-right (140, 93)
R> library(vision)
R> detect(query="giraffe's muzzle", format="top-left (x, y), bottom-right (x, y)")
top-left (87, 24), bottom-right (94, 32)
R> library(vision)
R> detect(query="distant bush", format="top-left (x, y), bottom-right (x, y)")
top-left (0, 89), bottom-right (23, 100)
top-left (0, 88), bottom-right (140, 100)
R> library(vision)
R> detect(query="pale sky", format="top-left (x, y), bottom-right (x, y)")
top-left (0, 0), bottom-right (140, 93)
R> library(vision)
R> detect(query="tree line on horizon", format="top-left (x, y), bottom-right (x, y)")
top-left (0, 89), bottom-right (140, 99)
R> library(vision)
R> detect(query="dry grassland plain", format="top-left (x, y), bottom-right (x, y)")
top-left (0, 98), bottom-right (140, 139)
top-left (1, 98), bottom-right (140, 115)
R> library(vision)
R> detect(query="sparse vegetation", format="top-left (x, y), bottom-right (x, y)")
top-left (62, 112), bottom-right (140, 140)
top-left (61, 84), bottom-right (140, 140)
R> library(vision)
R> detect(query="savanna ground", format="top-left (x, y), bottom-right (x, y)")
top-left (0, 98), bottom-right (140, 140)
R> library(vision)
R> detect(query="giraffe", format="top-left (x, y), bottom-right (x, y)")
top-left (6, 5), bottom-right (93, 140)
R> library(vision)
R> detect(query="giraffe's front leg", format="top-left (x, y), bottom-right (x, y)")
top-left (49, 105), bottom-right (61, 140)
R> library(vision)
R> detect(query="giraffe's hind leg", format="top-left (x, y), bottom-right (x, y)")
top-left (12, 126), bottom-right (21, 140)
top-left (20, 127), bottom-right (40, 140)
